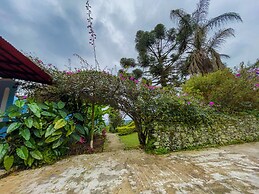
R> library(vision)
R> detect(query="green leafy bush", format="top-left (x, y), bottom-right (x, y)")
top-left (0, 99), bottom-right (76, 171)
top-left (117, 121), bottom-right (136, 136)
top-left (183, 69), bottom-right (259, 113)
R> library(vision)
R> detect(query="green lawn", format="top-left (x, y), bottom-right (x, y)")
top-left (119, 132), bottom-right (140, 149)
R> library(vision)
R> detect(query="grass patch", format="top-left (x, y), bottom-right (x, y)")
top-left (119, 132), bottom-right (140, 149)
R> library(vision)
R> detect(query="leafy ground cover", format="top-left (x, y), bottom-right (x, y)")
top-left (119, 132), bottom-right (140, 149)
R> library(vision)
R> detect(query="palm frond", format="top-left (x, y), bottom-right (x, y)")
top-left (220, 54), bottom-right (230, 59)
top-left (207, 28), bottom-right (235, 50)
top-left (192, 0), bottom-right (210, 24)
top-left (170, 9), bottom-right (189, 24)
top-left (206, 12), bottom-right (242, 29)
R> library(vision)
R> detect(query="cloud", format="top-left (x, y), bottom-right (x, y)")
top-left (0, 0), bottom-right (258, 72)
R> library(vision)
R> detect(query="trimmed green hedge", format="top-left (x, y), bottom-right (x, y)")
top-left (153, 115), bottom-right (259, 151)
top-left (117, 122), bottom-right (136, 136)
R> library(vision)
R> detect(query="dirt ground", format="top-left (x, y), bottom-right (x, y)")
top-left (0, 134), bottom-right (258, 194)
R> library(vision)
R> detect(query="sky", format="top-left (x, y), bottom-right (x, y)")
top-left (1, 0), bottom-right (259, 71)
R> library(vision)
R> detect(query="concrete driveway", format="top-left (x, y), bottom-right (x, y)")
top-left (0, 140), bottom-right (258, 193)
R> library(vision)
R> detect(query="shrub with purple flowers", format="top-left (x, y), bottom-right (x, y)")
top-left (183, 68), bottom-right (259, 113)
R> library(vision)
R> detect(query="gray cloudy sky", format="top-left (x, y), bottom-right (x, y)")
top-left (1, 0), bottom-right (258, 71)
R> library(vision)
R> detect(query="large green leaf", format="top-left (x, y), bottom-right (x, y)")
top-left (7, 122), bottom-right (22, 133)
top-left (33, 129), bottom-right (42, 138)
top-left (8, 111), bottom-right (21, 118)
top-left (26, 155), bottom-right (35, 167)
top-left (45, 125), bottom-right (55, 138)
top-left (0, 143), bottom-right (9, 162)
top-left (66, 125), bottom-right (75, 137)
top-left (24, 117), bottom-right (33, 128)
top-left (33, 119), bottom-right (42, 129)
top-left (24, 139), bottom-right (36, 149)
top-left (52, 138), bottom-right (64, 149)
top-left (71, 133), bottom-right (81, 141)
top-left (58, 110), bottom-right (67, 118)
top-left (15, 100), bottom-right (25, 108)
top-left (28, 103), bottom-right (41, 118)
top-left (45, 134), bottom-right (62, 143)
top-left (16, 146), bottom-right (29, 160)
top-left (57, 101), bottom-right (65, 109)
top-left (52, 130), bottom-right (62, 136)
top-left (20, 128), bottom-right (31, 141)
top-left (37, 103), bottom-right (49, 110)
top-left (30, 150), bottom-right (43, 160)
top-left (75, 124), bottom-right (86, 135)
top-left (7, 105), bottom-right (21, 118)
top-left (37, 140), bottom-right (44, 146)
top-left (54, 119), bottom-right (67, 129)
top-left (4, 155), bottom-right (14, 171)
top-left (41, 111), bottom-right (56, 117)
top-left (74, 113), bottom-right (84, 121)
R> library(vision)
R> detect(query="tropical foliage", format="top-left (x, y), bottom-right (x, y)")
top-left (0, 100), bottom-right (76, 170)
top-left (170, 0), bottom-right (242, 75)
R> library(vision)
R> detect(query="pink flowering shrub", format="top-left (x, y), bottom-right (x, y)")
top-left (183, 68), bottom-right (259, 113)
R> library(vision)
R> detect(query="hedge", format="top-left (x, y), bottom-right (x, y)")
top-left (153, 115), bottom-right (259, 151)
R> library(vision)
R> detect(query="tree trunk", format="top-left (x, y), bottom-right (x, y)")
top-left (134, 119), bottom-right (146, 147)
top-left (90, 103), bottom-right (95, 149)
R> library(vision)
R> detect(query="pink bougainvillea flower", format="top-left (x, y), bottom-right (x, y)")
top-left (120, 76), bottom-right (126, 81)
top-left (148, 86), bottom-right (156, 90)
top-left (209, 101), bottom-right (215, 106)
top-left (66, 71), bottom-right (73, 75)
top-left (236, 73), bottom-right (241, 77)
top-left (22, 95), bottom-right (27, 99)
top-left (79, 137), bottom-right (86, 144)
top-left (129, 76), bottom-right (135, 81)
top-left (134, 79), bottom-right (139, 84)
top-left (255, 83), bottom-right (259, 87)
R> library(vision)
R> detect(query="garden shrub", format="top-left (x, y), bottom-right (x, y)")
top-left (135, 88), bottom-right (215, 150)
top-left (117, 121), bottom-right (136, 136)
top-left (0, 99), bottom-right (77, 171)
top-left (183, 68), bottom-right (259, 113)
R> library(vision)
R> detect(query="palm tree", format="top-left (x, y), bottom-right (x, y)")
top-left (170, 0), bottom-right (242, 75)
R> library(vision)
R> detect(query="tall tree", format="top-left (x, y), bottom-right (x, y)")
top-left (171, 0), bottom-right (242, 75)
top-left (132, 23), bottom-right (190, 87)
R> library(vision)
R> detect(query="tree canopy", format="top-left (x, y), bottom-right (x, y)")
top-left (170, 0), bottom-right (242, 75)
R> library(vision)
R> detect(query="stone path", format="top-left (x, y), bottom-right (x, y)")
top-left (0, 136), bottom-right (258, 194)
top-left (104, 133), bottom-right (124, 152)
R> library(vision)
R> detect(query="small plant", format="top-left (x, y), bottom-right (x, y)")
top-left (0, 99), bottom-right (76, 171)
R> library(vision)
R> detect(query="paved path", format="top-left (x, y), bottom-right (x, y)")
top-left (0, 137), bottom-right (258, 193)
top-left (104, 133), bottom-right (124, 152)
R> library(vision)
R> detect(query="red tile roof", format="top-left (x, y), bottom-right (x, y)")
top-left (0, 36), bottom-right (52, 84)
